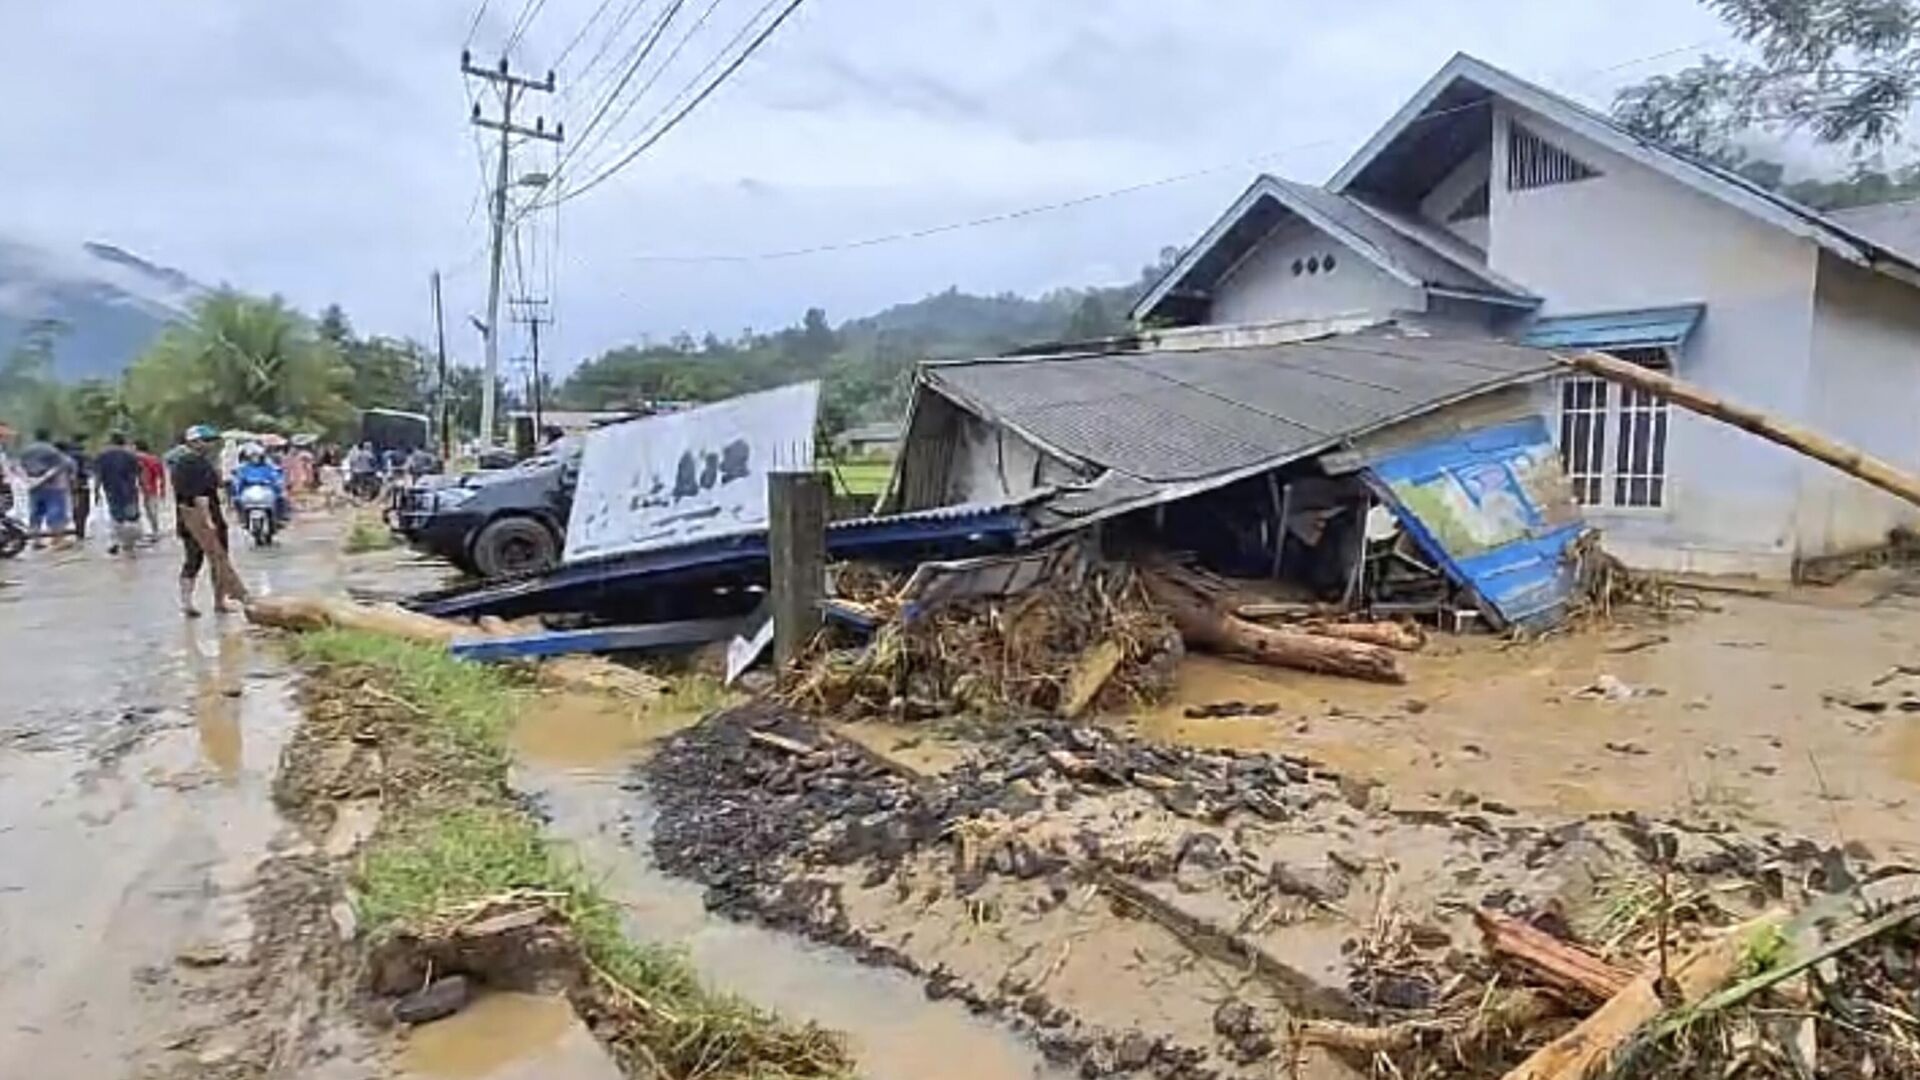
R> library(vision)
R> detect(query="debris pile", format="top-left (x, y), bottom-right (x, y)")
top-left (783, 559), bottom-right (1183, 719)
top-left (644, 702), bottom-right (1919, 1079)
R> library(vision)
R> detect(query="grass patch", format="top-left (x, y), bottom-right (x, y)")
top-left (830, 459), bottom-right (892, 497)
top-left (290, 628), bottom-right (849, 1078)
top-left (344, 518), bottom-right (397, 554)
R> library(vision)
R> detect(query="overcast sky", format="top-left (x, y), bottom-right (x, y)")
top-left (0, 1), bottom-right (1736, 373)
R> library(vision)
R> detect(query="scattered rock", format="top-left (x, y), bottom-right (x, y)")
top-left (175, 943), bottom-right (229, 968)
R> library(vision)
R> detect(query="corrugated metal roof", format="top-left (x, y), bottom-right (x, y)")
top-left (924, 332), bottom-right (1559, 485)
top-left (1523, 304), bottom-right (1703, 351)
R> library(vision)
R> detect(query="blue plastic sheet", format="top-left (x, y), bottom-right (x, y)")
top-left (1367, 417), bottom-right (1587, 630)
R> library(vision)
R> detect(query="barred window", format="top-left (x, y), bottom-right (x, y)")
top-left (1556, 348), bottom-right (1669, 509)
top-left (1508, 123), bottom-right (1600, 191)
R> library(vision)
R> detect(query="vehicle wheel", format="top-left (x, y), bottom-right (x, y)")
top-left (470, 517), bottom-right (559, 578)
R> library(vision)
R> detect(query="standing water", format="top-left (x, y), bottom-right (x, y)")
top-left (507, 691), bottom-right (1067, 1080)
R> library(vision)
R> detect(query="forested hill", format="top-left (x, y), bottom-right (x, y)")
top-left (555, 251), bottom-right (1177, 432)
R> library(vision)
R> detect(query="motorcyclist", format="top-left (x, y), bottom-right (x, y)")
top-left (345, 442), bottom-right (379, 500)
top-left (229, 442), bottom-right (289, 525)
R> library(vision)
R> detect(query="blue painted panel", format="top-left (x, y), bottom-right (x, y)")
top-left (1367, 418), bottom-right (1588, 630)
top-left (1523, 304), bottom-right (1703, 351)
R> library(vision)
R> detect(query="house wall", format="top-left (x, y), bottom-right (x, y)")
top-left (1798, 251), bottom-right (1920, 554)
top-left (1489, 104), bottom-right (1821, 577)
top-left (1418, 148), bottom-right (1491, 250)
top-left (1210, 218), bottom-right (1425, 325)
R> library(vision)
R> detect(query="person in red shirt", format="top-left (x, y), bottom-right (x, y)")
top-left (134, 439), bottom-right (167, 541)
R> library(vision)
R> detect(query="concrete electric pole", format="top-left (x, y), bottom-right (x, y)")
top-left (461, 52), bottom-right (560, 449)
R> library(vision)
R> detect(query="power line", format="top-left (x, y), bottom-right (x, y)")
top-left (598, 35), bottom-right (1730, 263)
top-left (562, 0), bottom-right (727, 178)
top-left (555, 0), bottom-right (688, 178)
top-left (553, 0), bottom-right (621, 72)
top-left (504, 0), bottom-right (552, 55)
top-left (549, 0), bottom-right (807, 209)
top-left (567, 0), bottom-right (655, 105)
top-left (463, 0), bottom-right (492, 49)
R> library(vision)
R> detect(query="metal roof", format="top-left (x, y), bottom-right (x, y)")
top-left (1522, 304), bottom-right (1703, 351)
top-left (1830, 199), bottom-right (1920, 266)
top-left (922, 331), bottom-right (1559, 486)
top-left (1132, 175), bottom-right (1535, 323)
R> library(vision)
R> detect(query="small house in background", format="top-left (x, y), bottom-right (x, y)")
top-left (832, 421), bottom-right (902, 459)
top-left (1135, 53), bottom-right (1920, 579)
top-left (882, 324), bottom-right (1589, 631)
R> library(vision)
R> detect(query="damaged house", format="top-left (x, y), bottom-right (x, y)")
top-left (881, 330), bottom-right (1588, 631)
top-left (1131, 53), bottom-right (1920, 579)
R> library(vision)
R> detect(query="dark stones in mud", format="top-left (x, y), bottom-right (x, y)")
top-left (1211, 1000), bottom-right (1276, 1062)
top-left (392, 975), bottom-right (472, 1025)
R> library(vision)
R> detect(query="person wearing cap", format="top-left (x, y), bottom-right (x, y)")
top-left (169, 425), bottom-right (234, 616)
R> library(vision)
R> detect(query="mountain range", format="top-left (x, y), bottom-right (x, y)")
top-left (0, 236), bottom-right (207, 381)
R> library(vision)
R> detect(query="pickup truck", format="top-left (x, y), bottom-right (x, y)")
top-left (390, 438), bottom-right (579, 577)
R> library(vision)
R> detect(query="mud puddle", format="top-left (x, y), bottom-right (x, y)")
top-left (506, 695), bottom-right (1065, 1080)
top-left (399, 992), bottom-right (620, 1080)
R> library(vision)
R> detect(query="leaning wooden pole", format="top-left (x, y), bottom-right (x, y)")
top-left (1563, 350), bottom-right (1920, 510)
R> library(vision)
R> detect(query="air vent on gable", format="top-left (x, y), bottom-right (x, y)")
top-left (1447, 181), bottom-right (1490, 222)
top-left (1507, 123), bottom-right (1599, 191)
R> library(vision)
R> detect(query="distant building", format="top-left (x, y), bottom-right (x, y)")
top-left (832, 421), bottom-right (902, 458)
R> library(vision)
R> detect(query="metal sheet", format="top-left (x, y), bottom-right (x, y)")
top-left (1366, 417), bottom-right (1586, 630)
top-left (564, 382), bottom-right (818, 563)
top-left (1522, 305), bottom-right (1704, 351)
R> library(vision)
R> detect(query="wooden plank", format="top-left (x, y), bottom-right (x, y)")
top-left (1475, 909), bottom-right (1634, 1000)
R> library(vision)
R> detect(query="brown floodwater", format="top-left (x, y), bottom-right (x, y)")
top-left (398, 993), bottom-right (619, 1080)
top-left (508, 694), bottom-right (1069, 1080)
top-left (1129, 577), bottom-right (1920, 861)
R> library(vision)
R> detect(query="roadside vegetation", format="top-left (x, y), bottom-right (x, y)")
top-left (288, 629), bottom-right (849, 1079)
top-left (342, 517), bottom-right (397, 555)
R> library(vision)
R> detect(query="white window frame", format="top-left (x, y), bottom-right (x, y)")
top-left (1555, 347), bottom-right (1672, 512)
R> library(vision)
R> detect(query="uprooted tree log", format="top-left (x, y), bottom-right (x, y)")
top-left (1143, 565), bottom-right (1405, 684)
top-left (1297, 620), bottom-right (1426, 652)
top-left (1475, 909), bottom-right (1634, 1002)
top-left (1500, 910), bottom-right (1787, 1080)
top-left (1565, 351), bottom-right (1920, 510)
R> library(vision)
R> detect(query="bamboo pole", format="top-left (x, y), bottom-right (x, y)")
top-left (1562, 350), bottom-right (1920, 510)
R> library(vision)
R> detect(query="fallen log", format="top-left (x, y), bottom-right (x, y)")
top-left (1144, 568), bottom-right (1404, 684)
top-left (1565, 351), bottom-right (1920, 510)
top-left (1300, 620), bottom-right (1426, 653)
top-left (1475, 909), bottom-right (1634, 1001)
top-left (1500, 910), bottom-right (1787, 1080)
top-left (1094, 867), bottom-right (1359, 1020)
top-left (1296, 989), bottom-right (1559, 1054)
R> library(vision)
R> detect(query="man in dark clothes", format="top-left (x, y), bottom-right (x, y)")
top-left (93, 431), bottom-right (142, 556)
top-left (169, 425), bottom-right (232, 616)
top-left (62, 436), bottom-right (93, 542)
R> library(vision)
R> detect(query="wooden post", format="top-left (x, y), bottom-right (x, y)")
top-left (768, 470), bottom-right (828, 678)
top-left (1563, 350), bottom-right (1920, 510)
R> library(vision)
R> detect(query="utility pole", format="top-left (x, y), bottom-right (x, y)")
top-left (508, 297), bottom-right (551, 437)
top-left (461, 51), bottom-right (560, 449)
top-left (430, 270), bottom-right (450, 460)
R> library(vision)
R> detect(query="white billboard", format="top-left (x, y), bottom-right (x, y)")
top-left (563, 382), bottom-right (819, 563)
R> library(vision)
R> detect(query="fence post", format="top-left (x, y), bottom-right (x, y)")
top-left (768, 470), bottom-right (829, 678)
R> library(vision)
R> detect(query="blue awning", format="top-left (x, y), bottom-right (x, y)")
top-left (1523, 304), bottom-right (1704, 351)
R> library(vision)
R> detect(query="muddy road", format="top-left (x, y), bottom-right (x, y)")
top-left (0, 519), bottom-right (372, 1076)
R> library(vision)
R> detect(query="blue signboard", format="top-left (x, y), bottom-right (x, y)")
top-left (1366, 417), bottom-right (1588, 630)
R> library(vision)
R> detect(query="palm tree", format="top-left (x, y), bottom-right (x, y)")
top-left (125, 290), bottom-right (354, 441)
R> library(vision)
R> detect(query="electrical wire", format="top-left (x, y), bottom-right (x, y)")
top-left (556, 0), bottom-right (688, 178)
top-left (567, 0), bottom-right (655, 105)
top-left (504, 0), bottom-right (551, 56)
top-left (463, 0), bottom-right (492, 49)
top-left (560, 0), bottom-right (727, 179)
top-left (547, 0), bottom-right (806, 209)
top-left (552, 0), bottom-right (621, 73)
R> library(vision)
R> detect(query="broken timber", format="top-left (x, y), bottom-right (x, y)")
top-left (1144, 565), bottom-right (1404, 684)
top-left (1565, 350), bottom-right (1920, 510)
top-left (1474, 909), bottom-right (1634, 1001)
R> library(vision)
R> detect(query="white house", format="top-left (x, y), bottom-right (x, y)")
top-left (1135, 54), bottom-right (1920, 579)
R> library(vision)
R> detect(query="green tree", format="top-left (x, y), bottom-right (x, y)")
top-left (1615, 0), bottom-right (1920, 155)
top-left (123, 290), bottom-right (354, 440)
top-left (1064, 292), bottom-right (1117, 340)
top-left (0, 318), bottom-right (74, 436)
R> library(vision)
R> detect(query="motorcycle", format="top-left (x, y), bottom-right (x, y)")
top-left (0, 485), bottom-right (25, 559)
top-left (346, 470), bottom-right (382, 502)
top-left (237, 483), bottom-right (279, 547)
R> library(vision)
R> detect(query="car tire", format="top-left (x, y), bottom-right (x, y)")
top-left (470, 516), bottom-right (559, 578)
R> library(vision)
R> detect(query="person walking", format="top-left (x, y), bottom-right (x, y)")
top-left (18, 429), bottom-right (74, 548)
top-left (134, 439), bottom-right (167, 540)
top-left (170, 425), bottom-right (235, 616)
top-left (93, 432), bottom-right (143, 556)
top-left (62, 436), bottom-right (93, 543)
